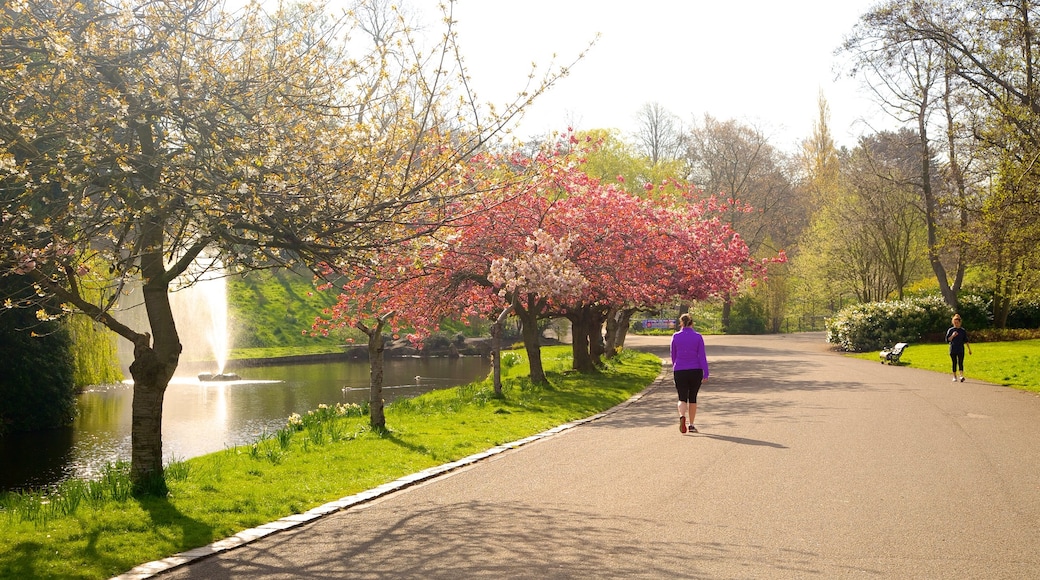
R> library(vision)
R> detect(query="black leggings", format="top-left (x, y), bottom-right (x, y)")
top-left (674, 369), bottom-right (704, 403)
top-left (951, 352), bottom-right (965, 373)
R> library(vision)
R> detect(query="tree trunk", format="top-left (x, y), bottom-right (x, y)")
top-left (368, 332), bottom-right (386, 428)
top-left (920, 95), bottom-right (959, 309)
top-left (567, 306), bottom-right (598, 373)
top-left (991, 248), bottom-right (1016, 329)
top-left (359, 311), bottom-right (394, 429)
top-left (612, 308), bottom-right (635, 352)
top-left (128, 334), bottom-right (175, 488)
top-left (127, 278), bottom-right (182, 489)
top-left (512, 296), bottom-right (548, 385)
top-left (490, 304), bottom-right (513, 396)
top-left (603, 307), bottom-right (621, 358)
top-left (517, 309), bottom-right (547, 385)
top-left (588, 308), bottom-right (607, 363)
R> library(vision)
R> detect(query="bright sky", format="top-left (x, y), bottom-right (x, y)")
top-left (438, 0), bottom-right (889, 152)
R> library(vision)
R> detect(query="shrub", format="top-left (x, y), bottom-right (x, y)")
top-left (728, 295), bottom-right (767, 335)
top-left (1008, 298), bottom-right (1040, 329)
top-left (972, 328), bottom-right (1040, 342)
top-left (420, 333), bottom-right (453, 353)
top-left (826, 296), bottom-right (953, 352)
top-left (954, 293), bottom-right (992, 330)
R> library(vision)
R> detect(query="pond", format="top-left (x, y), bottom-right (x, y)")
top-left (0, 356), bottom-right (490, 492)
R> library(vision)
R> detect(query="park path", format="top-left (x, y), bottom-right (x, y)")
top-left (133, 333), bottom-right (1040, 579)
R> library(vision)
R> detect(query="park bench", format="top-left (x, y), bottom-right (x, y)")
top-left (880, 342), bottom-right (908, 365)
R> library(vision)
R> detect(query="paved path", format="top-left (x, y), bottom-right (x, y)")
top-left (146, 333), bottom-right (1040, 579)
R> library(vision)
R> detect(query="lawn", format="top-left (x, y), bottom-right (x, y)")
top-left (851, 339), bottom-right (1040, 393)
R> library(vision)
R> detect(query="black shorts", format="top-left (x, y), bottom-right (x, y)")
top-left (674, 368), bottom-right (704, 403)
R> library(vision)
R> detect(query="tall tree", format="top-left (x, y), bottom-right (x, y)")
top-left (791, 93), bottom-right (843, 324)
top-left (844, 2), bottom-right (972, 308)
top-left (684, 115), bottom-right (800, 330)
top-left (0, 0), bottom-right (571, 487)
top-left (843, 130), bottom-right (930, 299)
top-left (634, 102), bottom-right (685, 166)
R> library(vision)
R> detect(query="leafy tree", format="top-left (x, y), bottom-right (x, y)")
top-left (684, 115), bottom-right (802, 330)
top-left (575, 128), bottom-right (685, 193)
top-left (790, 94), bottom-right (844, 326)
top-left (802, 130), bottom-right (930, 305)
top-left (0, 0), bottom-right (571, 486)
top-left (843, 2), bottom-right (974, 309)
top-left (318, 136), bottom-right (769, 387)
top-left (848, 0), bottom-right (1040, 324)
top-left (0, 275), bottom-right (75, 435)
top-left (843, 130), bottom-right (931, 299)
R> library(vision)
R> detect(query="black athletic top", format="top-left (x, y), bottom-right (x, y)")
top-left (946, 326), bottom-right (969, 354)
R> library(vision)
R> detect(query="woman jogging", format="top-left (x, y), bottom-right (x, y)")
top-left (670, 313), bottom-right (709, 433)
top-left (946, 313), bottom-right (972, 382)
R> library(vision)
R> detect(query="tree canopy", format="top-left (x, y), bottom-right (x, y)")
top-left (0, 0), bottom-right (577, 485)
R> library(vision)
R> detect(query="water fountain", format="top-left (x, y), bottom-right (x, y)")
top-left (166, 253), bottom-right (240, 382)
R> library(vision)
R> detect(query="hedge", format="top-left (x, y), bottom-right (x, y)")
top-left (826, 294), bottom-right (1040, 352)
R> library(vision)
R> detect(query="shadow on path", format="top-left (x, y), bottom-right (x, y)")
top-left (167, 499), bottom-right (831, 580)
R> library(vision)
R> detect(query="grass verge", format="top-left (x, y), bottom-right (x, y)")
top-left (849, 339), bottom-right (1040, 392)
top-left (228, 344), bottom-right (345, 360)
top-left (0, 346), bottom-right (662, 580)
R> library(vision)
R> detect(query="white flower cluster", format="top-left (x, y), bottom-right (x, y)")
top-left (286, 413), bottom-right (303, 429)
top-left (488, 230), bottom-right (587, 300)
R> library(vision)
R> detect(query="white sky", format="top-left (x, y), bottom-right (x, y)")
top-left (434, 0), bottom-right (891, 152)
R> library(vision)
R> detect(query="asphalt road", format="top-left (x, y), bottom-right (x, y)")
top-left (134, 332), bottom-right (1040, 579)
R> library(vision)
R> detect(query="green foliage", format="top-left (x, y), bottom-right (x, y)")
top-left (0, 347), bottom-right (661, 579)
top-left (227, 269), bottom-right (346, 349)
top-left (421, 333), bottom-right (453, 352)
top-left (728, 294), bottom-right (768, 335)
top-left (970, 328), bottom-right (1040, 342)
top-left (826, 295), bottom-right (953, 352)
top-left (64, 316), bottom-right (123, 387)
top-left (954, 293), bottom-right (992, 330)
top-left (435, 316), bottom-right (492, 338)
top-left (1007, 298), bottom-right (1040, 328)
top-left (0, 277), bottom-right (77, 435)
top-left (61, 255), bottom-right (125, 387)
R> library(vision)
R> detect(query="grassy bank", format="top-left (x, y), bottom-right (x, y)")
top-left (0, 347), bottom-right (662, 580)
top-left (850, 339), bottom-right (1040, 392)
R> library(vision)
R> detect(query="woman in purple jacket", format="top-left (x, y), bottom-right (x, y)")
top-left (670, 313), bottom-right (709, 433)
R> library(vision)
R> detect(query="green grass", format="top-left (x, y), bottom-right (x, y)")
top-left (229, 344), bottom-right (346, 360)
top-left (228, 268), bottom-right (349, 349)
top-left (850, 339), bottom-right (1040, 393)
top-left (0, 346), bottom-right (662, 580)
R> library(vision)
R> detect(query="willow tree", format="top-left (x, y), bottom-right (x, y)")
top-left (0, 0), bottom-right (574, 488)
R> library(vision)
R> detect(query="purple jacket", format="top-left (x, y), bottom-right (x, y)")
top-left (670, 327), bottom-right (709, 378)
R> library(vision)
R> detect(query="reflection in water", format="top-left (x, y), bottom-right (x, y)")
top-left (0, 357), bottom-right (489, 491)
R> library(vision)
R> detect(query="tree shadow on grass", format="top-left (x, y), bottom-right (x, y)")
top-left (0, 541), bottom-right (45, 580)
top-left (134, 493), bottom-right (216, 554)
top-left (0, 495), bottom-right (215, 580)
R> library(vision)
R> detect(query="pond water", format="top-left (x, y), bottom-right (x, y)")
top-left (0, 356), bottom-right (490, 492)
